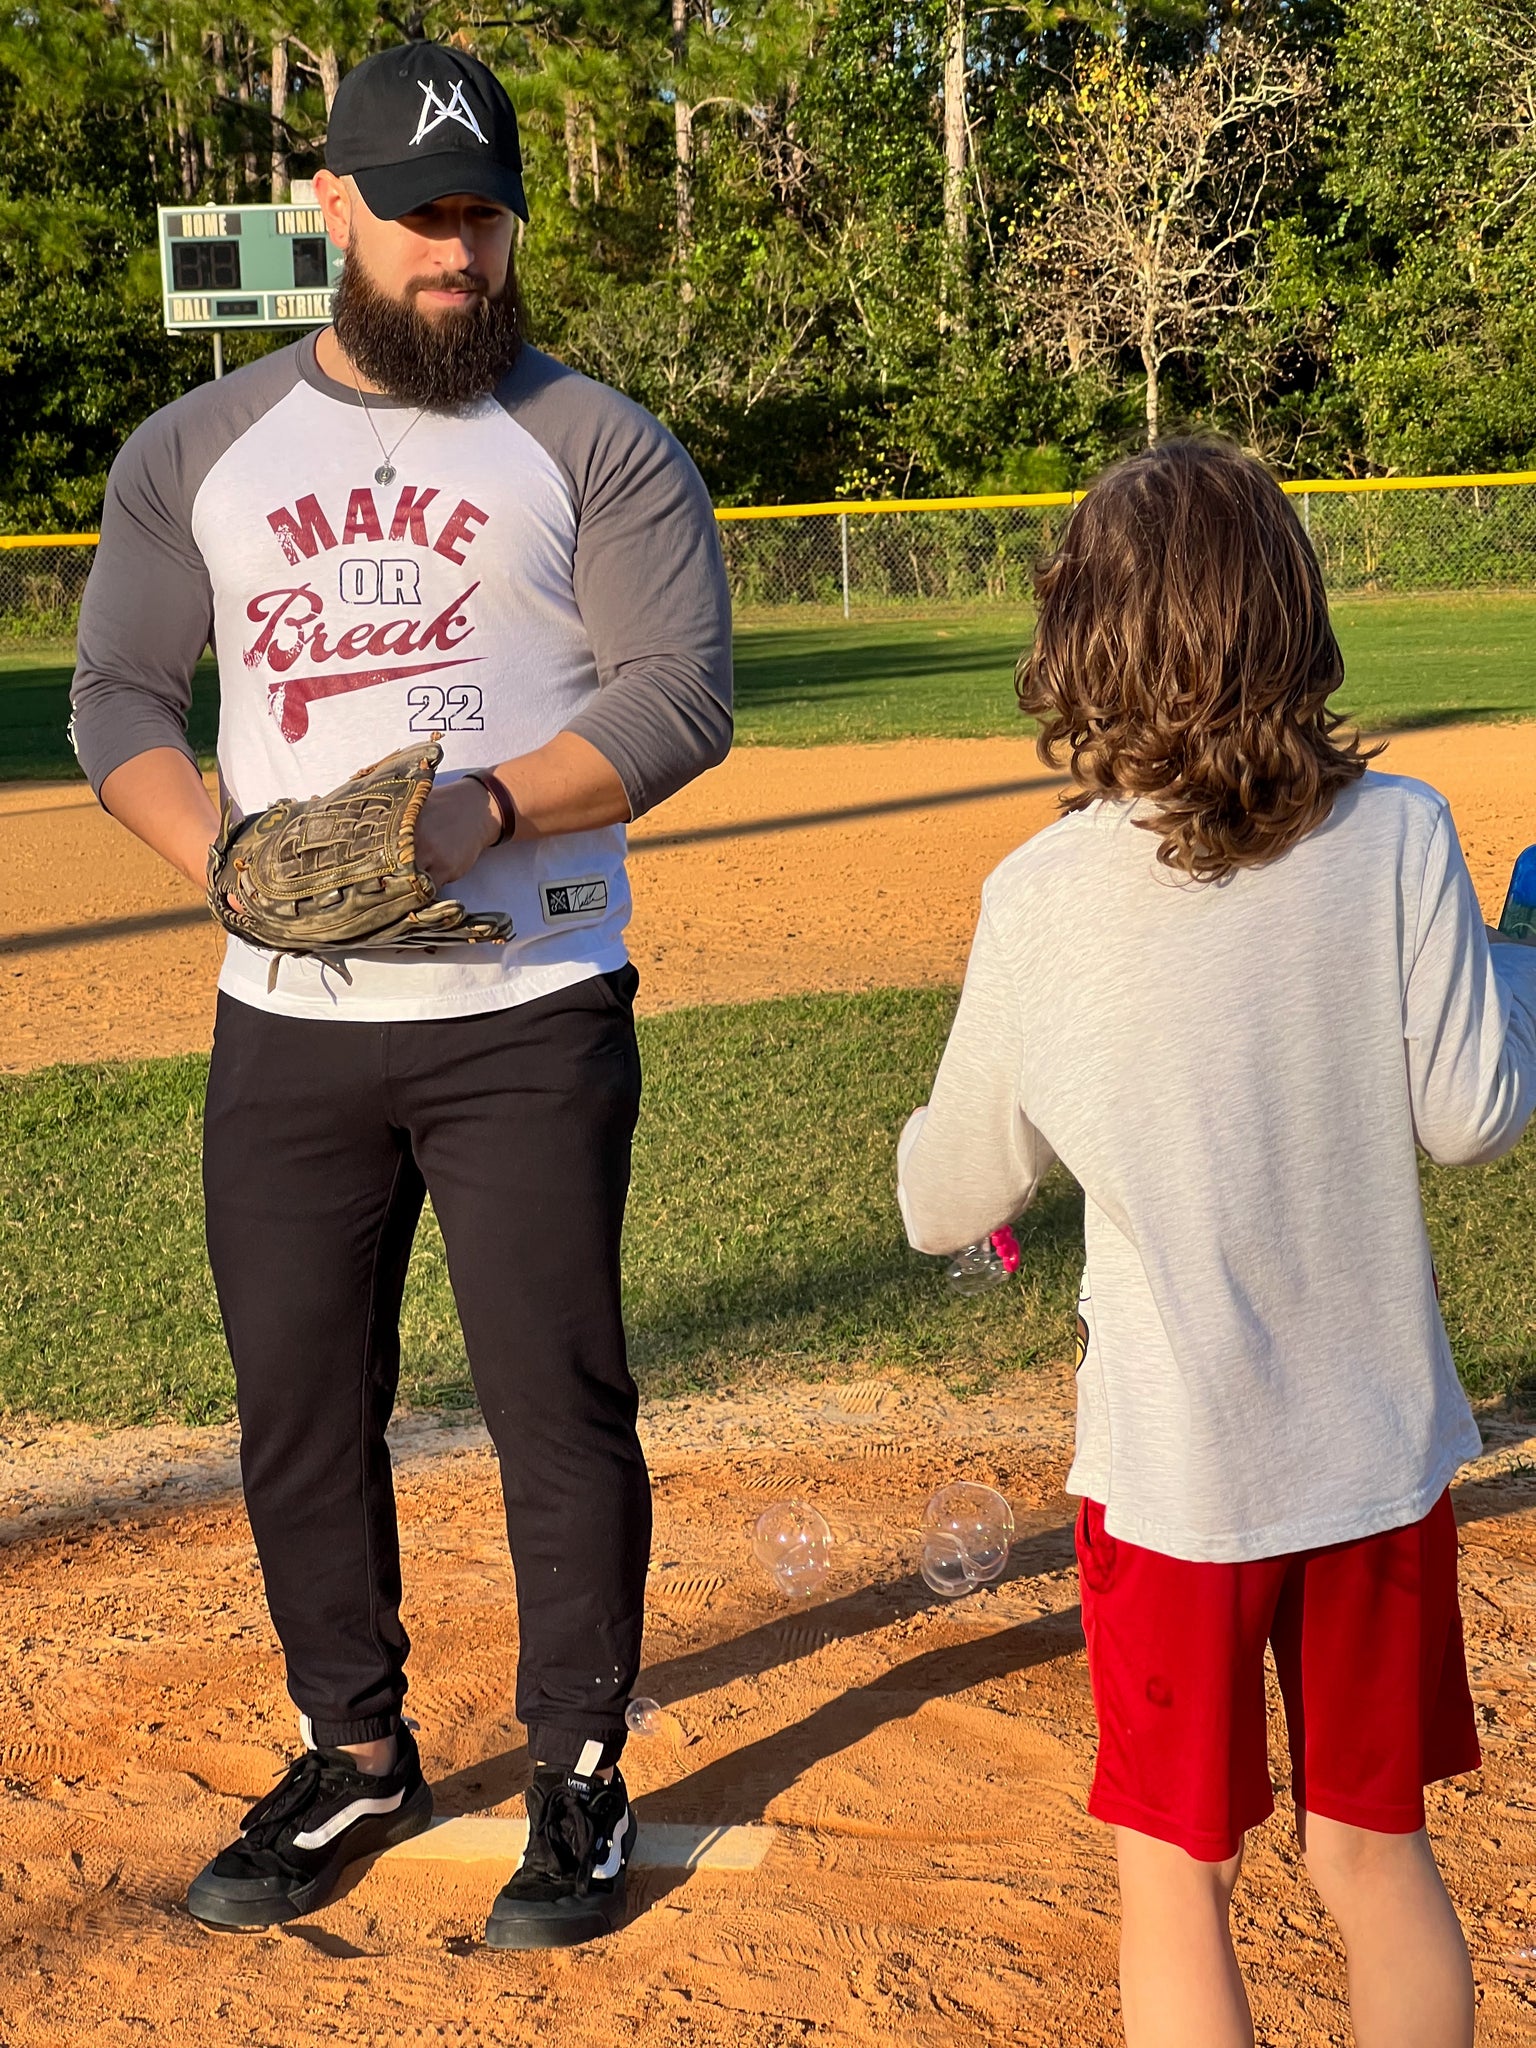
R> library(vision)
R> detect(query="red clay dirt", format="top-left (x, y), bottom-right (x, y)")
top-left (0, 1371), bottom-right (1532, 2047)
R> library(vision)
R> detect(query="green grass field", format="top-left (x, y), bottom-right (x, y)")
top-left (6, 589), bottom-right (1536, 779)
top-left (1, 989), bottom-right (1531, 1428)
top-left (734, 590), bottom-right (1536, 743)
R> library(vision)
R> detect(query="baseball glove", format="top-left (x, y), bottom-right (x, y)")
top-left (207, 739), bottom-right (513, 988)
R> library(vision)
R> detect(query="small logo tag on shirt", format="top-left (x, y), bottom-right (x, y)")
top-left (541, 877), bottom-right (609, 923)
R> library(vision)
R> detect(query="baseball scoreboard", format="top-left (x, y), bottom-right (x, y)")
top-left (157, 197), bottom-right (343, 333)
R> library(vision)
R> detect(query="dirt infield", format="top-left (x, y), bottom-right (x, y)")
top-left (0, 1370), bottom-right (1532, 2047)
top-left (4, 722), bottom-right (1536, 1071)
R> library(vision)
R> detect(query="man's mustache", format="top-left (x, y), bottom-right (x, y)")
top-left (407, 271), bottom-right (490, 301)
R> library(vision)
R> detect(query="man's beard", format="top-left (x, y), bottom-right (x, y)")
top-left (330, 246), bottom-right (525, 409)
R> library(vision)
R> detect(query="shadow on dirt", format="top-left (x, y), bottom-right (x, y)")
top-left (430, 1516), bottom-right (1081, 1829)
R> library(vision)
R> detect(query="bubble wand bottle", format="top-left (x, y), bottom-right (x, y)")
top-left (945, 1225), bottom-right (1021, 1296)
top-left (1498, 844), bottom-right (1536, 942)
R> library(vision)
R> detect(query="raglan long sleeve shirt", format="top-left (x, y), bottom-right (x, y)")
top-left (69, 334), bottom-right (732, 1021)
top-left (897, 773), bottom-right (1536, 1562)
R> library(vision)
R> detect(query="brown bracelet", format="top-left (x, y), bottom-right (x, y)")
top-left (466, 769), bottom-right (517, 846)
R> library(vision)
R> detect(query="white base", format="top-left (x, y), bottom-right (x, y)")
top-left (382, 1817), bottom-right (773, 1872)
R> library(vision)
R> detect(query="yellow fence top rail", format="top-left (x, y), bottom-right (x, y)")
top-left (1281, 470), bottom-right (1536, 497)
top-left (7, 468), bottom-right (1536, 549)
top-left (715, 470), bottom-right (1536, 520)
top-left (715, 491), bottom-right (1081, 519)
top-left (0, 532), bottom-right (101, 547)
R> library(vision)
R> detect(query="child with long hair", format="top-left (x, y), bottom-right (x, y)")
top-left (898, 438), bottom-right (1536, 2046)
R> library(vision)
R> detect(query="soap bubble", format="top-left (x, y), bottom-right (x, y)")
top-left (626, 1695), bottom-right (696, 1744)
top-left (624, 1696), bottom-right (666, 1738)
top-left (923, 1482), bottom-right (1015, 1586)
top-left (623, 1695), bottom-right (690, 1747)
top-left (751, 1502), bottom-right (833, 1601)
top-left (920, 1529), bottom-right (980, 1599)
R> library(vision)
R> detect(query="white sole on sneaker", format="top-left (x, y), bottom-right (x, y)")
top-left (187, 1779), bottom-right (434, 1931)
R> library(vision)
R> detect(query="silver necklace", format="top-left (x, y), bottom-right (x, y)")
top-left (352, 376), bottom-right (424, 486)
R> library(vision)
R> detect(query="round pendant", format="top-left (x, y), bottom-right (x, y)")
top-left (374, 463), bottom-right (396, 485)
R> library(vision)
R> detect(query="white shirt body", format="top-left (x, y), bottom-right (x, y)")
top-left (70, 338), bottom-right (734, 1023)
top-left (196, 381), bottom-right (627, 1018)
top-left (898, 773), bottom-right (1536, 1562)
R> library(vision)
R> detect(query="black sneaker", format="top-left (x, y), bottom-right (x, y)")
top-left (186, 1720), bottom-right (433, 1930)
top-left (484, 1763), bottom-right (635, 1950)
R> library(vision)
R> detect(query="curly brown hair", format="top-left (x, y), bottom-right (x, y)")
top-left (1016, 437), bottom-right (1377, 881)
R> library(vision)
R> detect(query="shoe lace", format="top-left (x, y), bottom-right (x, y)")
top-left (526, 1778), bottom-right (602, 1897)
top-left (238, 1749), bottom-right (343, 1850)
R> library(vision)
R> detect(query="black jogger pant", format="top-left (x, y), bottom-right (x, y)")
top-left (202, 969), bottom-right (649, 1769)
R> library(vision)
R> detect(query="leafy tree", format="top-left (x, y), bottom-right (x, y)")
top-left (1007, 32), bottom-right (1321, 445)
top-left (0, 4), bottom-right (189, 530)
top-left (1325, 0), bottom-right (1536, 472)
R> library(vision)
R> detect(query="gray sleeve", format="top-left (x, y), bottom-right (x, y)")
top-left (1404, 804), bottom-right (1536, 1164)
top-left (896, 896), bottom-right (1058, 1253)
top-left (499, 351), bottom-right (732, 817)
top-left (70, 347), bottom-right (303, 797)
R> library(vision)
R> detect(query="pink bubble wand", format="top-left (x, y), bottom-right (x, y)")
top-left (989, 1225), bottom-right (1021, 1273)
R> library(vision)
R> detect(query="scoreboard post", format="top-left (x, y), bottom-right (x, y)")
top-left (157, 182), bottom-right (343, 378)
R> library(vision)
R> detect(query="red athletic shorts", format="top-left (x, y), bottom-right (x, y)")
top-left (1075, 1491), bottom-right (1479, 1861)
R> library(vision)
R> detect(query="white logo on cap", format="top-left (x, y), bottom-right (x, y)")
top-left (410, 78), bottom-right (488, 148)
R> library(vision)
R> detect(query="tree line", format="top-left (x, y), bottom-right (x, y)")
top-left (1, 0), bottom-right (1533, 531)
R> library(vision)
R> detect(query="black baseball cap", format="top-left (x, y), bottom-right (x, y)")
top-left (326, 45), bottom-right (527, 222)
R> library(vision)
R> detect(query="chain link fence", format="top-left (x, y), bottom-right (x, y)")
top-left (1293, 476), bottom-right (1536, 597)
top-left (6, 475), bottom-right (1536, 638)
top-left (718, 497), bottom-right (1069, 615)
top-left (0, 538), bottom-right (97, 640)
top-left (720, 474), bottom-right (1536, 618)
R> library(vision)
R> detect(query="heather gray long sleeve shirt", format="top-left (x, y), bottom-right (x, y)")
top-left (70, 334), bottom-right (733, 1020)
top-left (898, 774), bottom-right (1536, 1561)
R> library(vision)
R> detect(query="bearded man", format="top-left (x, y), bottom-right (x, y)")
top-left (69, 42), bottom-right (732, 1949)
